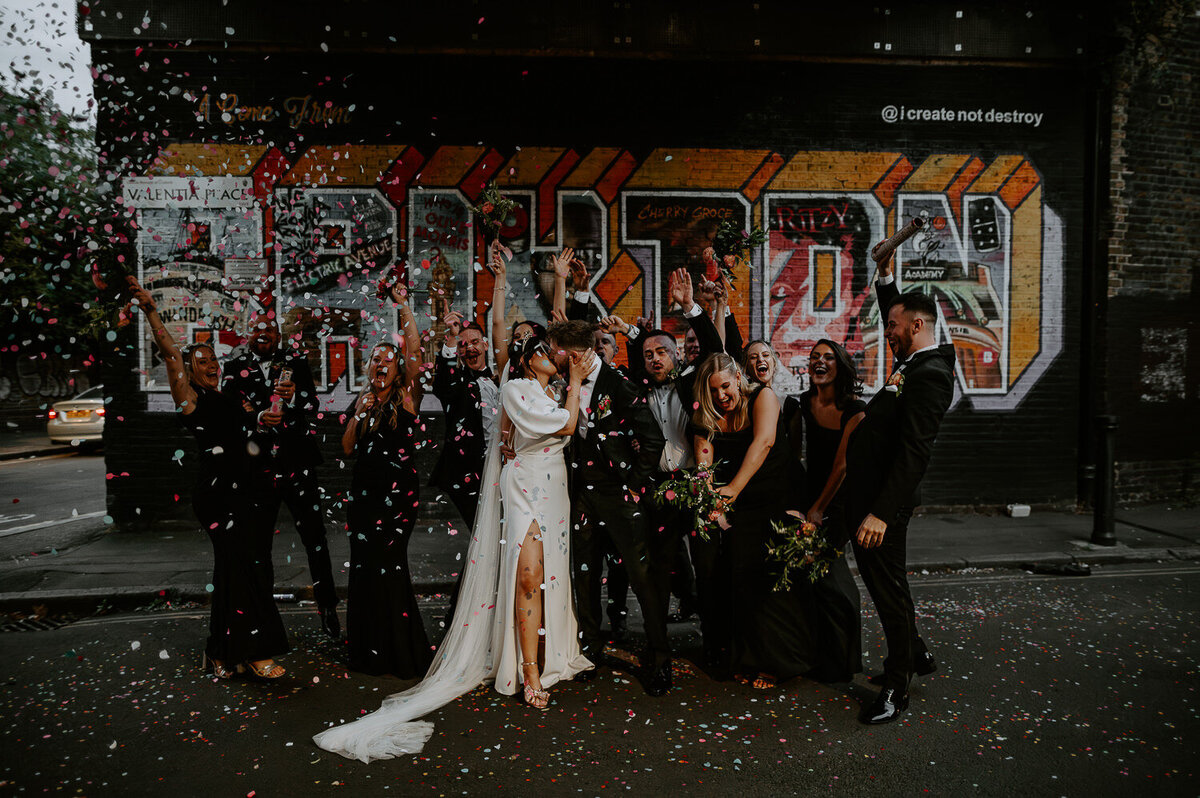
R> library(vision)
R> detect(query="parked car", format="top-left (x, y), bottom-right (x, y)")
top-left (47, 386), bottom-right (106, 445)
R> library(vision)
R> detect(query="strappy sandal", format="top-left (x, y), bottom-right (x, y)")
top-left (751, 672), bottom-right (777, 690)
top-left (243, 659), bottom-right (286, 681)
top-left (201, 652), bottom-right (237, 681)
top-left (521, 661), bottom-right (549, 710)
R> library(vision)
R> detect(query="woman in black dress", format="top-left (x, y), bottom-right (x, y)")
top-left (129, 278), bottom-right (288, 681)
top-left (691, 353), bottom-right (815, 689)
top-left (341, 284), bottom-right (432, 678)
top-left (783, 338), bottom-right (867, 682)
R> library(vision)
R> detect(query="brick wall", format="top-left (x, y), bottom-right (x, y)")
top-left (93, 48), bottom-right (1090, 526)
top-left (1106, 5), bottom-right (1200, 505)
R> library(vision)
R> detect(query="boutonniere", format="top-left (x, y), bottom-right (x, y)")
top-left (596, 395), bottom-right (613, 419)
top-left (665, 364), bottom-right (683, 383)
top-left (884, 370), bottom-right (906, 395)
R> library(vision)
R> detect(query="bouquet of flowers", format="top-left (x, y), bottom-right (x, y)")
top-left (375, 262), bottom-right (406, 302)
top-left (704, 219), bottom-right (767, 284)
top-left (654, 463), bottom-right (731, 540)
top-left (470, 182), bottom-right (519, 237)
top-left (766, 517), bottom-right (841, 591)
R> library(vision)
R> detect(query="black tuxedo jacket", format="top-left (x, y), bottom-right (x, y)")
top-left (842, 280), bottom-right (956, 527)
top-left (221, 349), bottom-right (322, 471)
top-left (723, 311), bottom-right (744, 359)
top-left (569, 362), bottom-right (666, 496)
top-left (430, 353), bottom-right (493, 490)
top-left (625, 308), bottom-right (724, 413)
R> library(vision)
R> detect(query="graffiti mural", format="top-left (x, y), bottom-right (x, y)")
top-left (128, 145), bottom-right (1063, 411)
top-left (122, 176), bottom-right (264, 398)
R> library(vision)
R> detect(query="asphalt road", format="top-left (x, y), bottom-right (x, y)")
top-left (0, 452), bottom-right (107, 560)
top-left (1, 562), bottom-right (1196, 796)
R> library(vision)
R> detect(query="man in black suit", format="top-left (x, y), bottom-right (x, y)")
top-left (842, 266), bottom-right (956, 724)
top-left (222, 317), bottom-right (340, 638)
top-left (603, 269), bottom-right (725, 662)
top-left (429, 311), bottom-right (498, 530)
top-left (546, 319), bottom-right (671, 695)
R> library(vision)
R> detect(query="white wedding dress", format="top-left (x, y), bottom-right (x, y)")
top-left (313, 376), bottom-right (591, 762)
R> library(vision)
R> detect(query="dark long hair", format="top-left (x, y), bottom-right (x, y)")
top-left (805, 338), bottom-right (862, 409)
top-left (507, 319), bottom-right (547, 381)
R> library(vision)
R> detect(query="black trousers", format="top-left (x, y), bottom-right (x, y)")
top-left (572, 489), bottom-right (672, 669)
top-left (607, 503), bottom-right (697, 622)
top-left (851, 507), bottom-right (929, 690)
top-left (256, 465), bottom-right (339, 609)
top-left (687, 525), bottom-right (733, 663)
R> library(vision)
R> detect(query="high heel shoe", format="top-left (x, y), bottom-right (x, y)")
top-left (201, 652), bottom-right (237, 681)
top-left (521, 661), bottom-right (549, 710)
top-left (243, 659), bottom-right (286, 681)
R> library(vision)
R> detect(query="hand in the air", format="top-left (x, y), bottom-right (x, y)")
top-left (443, 310), bottom-right (463, 345)
top-left (569, 256), bottom-right (588, 291)
top-left (599, 315), bottom-right (629, 335)
top-left (667, 267), bottom-right (694, 309)
top-left (549, 247), bottom-right (575, 280)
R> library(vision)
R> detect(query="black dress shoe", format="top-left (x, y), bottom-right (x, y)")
top-left (576, 667), bottom-right (600, 683)
top-left (644, 663), bottom-right (673, 697)
top-left (703, 649), bottom-right (733, 681)
top-left (666, 600), bottom-right (697, 624)
top-left (318, 606), bottom-right (342, 640)
top-left (868, 651), bottom-right (937, 685)
top-left (860, 687), bottom-right (909, 725)
top-left (608, 616), bottom-right (628, 642)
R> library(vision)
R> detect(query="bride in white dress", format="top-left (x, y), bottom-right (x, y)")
top-left (313, 336), bottom-right (594, 761)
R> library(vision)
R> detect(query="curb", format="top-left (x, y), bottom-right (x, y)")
top-left (0, 445), bottom-right (79, 461)
top-left (3, 550), bottom-right (1197, 615)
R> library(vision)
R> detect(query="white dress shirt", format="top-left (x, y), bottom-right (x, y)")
top-left (576, 354), bottom-right (604, 438)
top-left (649, 382), bottom-right (693, 471)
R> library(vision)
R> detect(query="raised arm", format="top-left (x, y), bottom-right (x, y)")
top-left (721, 388), bottom-right (780, 504)
top-left (548, 247), bottom-right (573, 318)
top-left (389, 284), bottom-right (423, 403)
top-left (128, 277), bottom-right (197, 414)
top-left (489, 241), bottom-right (511, 375)
top-left (567, 255), bottom-right (593, 321)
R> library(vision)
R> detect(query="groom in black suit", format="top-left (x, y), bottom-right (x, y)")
top-left (223, 317), bottom-right (340, 638)
top-left (606, 268), bottom-right (726, 668)
top-left (842, 272), bottom-right (956, 724)
top-left (546, 319), bottom-right (672, 695)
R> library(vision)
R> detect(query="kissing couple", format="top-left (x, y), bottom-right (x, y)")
top-left (314, 319), bottom-right (669, 762)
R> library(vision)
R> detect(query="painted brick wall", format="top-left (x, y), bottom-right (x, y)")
top-left (93, 51), bottom-right (1088, 527)
top-left (1106, 7), bottom-right (1200, 504)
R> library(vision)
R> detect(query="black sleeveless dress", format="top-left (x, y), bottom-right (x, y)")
top-left (345, 402), bottom-right (433, 678)
top-left (695, 386), bottom-right (816, 681)
top-left (180, 387), bottom-right (289, 664)
top-left (785, 392), bottom-right (866, 682)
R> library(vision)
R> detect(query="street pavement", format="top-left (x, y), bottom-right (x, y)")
top-left (1, 562), bottom-right (1197, 796)
top-left (1, 450), bottom-right (1197, 607)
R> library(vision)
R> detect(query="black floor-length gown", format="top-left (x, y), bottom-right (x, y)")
top-left (345, 404), bottom-right (433, 678)
top-left (181, 387), bottom-right (289, 664)
top-left (697, 386), bottom-right (816, 680)
top-left (785, 393), bottom-right (866, 682)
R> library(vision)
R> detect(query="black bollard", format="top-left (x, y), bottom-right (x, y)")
top-left (1091, 415), bottom-right (1118, 546)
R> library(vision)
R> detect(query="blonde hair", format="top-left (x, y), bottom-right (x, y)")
top-left (356, 342), bottom-right (409, 441)
top-left (691, 353), bottom-right (752, 437)
top-left (181, 342), bottom-right (218, 389)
